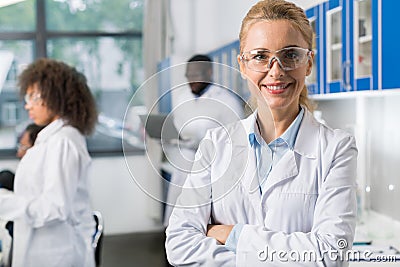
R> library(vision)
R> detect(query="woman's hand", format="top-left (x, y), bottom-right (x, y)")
top-left (206, 224), bottom-right (234, 245)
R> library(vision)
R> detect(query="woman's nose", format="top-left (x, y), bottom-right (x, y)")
top-left (24, 102), bottom-right (31, 110)
top-left (268, 58), bottom-right (284, 77)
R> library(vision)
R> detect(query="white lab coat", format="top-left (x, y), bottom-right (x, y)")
top-left (163, 85), bottom-right (244, 225)
top-left (0, 119), bottom-right (95, 267)
top-left (172, 84), bottom-right (244, 144)
top-left (0, 213), bottom-right (12, 265)
top-left (166, 110), bottom-right (358, 267)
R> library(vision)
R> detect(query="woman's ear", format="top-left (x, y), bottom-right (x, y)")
top-left (306, 52), bottom-right (314, 76)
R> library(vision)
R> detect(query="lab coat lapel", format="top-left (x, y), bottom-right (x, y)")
top-left (229, 117), bottom-right (257, 193)
top-left (260, 110), bottom-right (319, 195)
top-left (229, 115), bottom-right (265, 225)
top-left (244, 154), bottom-right (265, 225)
top-left (293, 109), bottom-right (319, 159)
top-left (261, 150), bottom-right (298, 195)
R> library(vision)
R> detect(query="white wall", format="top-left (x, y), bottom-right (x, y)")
top-left (88, 155), bottom-right (163, 235)
top-left (316, 95), bottom-right (400, 222)
top-left (169, 0), bottom-right (258, 62)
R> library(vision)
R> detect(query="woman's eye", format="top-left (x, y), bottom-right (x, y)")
top-left (284, 51), bottom-right (300, 60)
top-left (253, 54), bottom-right (269, 62)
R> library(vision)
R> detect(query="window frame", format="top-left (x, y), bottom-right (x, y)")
top-left (0, 0), bottom-right (144, 158)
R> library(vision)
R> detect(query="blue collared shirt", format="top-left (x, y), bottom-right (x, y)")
top-left (249, 107), bottom-right (304, 194)
top-left (225, 107), bottom-right (304, 253)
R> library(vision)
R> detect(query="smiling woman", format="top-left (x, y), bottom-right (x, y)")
top-left (165, 1), bottom-right (358, 266)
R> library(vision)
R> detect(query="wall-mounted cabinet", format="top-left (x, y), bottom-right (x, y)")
top-left (305, 5), bottom-right (321, 95)
top-left (307, 1), bottom-right (400, 239)
top-left (306, 0), bottom-right (400, 95)
top-left (355, 0), bottom-right (373, 81)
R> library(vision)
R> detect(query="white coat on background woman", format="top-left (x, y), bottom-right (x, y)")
top-left (165, 1), bottom-right (358, 266)
top-left (0, 58), bottom-right (98, 267)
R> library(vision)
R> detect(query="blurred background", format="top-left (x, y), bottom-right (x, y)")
top-left (0, 0), bottom-right (399, 266)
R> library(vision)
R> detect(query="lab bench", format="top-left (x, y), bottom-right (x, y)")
top-left (350, 211), bottom-right (400, 266)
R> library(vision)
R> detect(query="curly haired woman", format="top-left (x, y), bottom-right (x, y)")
top-left (0, 58), bottom-right (98, 267)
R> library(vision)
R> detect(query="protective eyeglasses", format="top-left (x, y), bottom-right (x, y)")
top-left (17, 143), bottom-right (31, 151)
top-left (24, 93), bottom-right (41, 105)
top-left (240, 47), bottom-right (312, 73)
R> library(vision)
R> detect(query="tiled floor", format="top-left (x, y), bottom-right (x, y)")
top-left (101, 231), bottom-right (168, 267)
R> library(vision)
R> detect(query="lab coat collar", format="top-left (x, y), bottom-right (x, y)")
top-left (229, 109), bottom-right (320, 192)
top-left (228, 112), bottom-right (256, 148)
top-left (227, 117), bottom-right (263, 223)
top-left (227, 114), bottom-right (260, 196)
top-left (230, 108), bottom-right (320, 154)
top-left (248, 108), bottom-right (304, 150)
top-left (225, 109), bottom-right (320, 223)
top-left (260, 149), bottom-right (298, 195)
top-left (34, 118), bottom-right (66, 145)
top-left (293, 109), bottom-right (319, 159)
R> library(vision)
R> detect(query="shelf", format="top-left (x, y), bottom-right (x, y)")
top-left (310, 88), bottom-right (400, 100)
top-left (358, 35), bottom-right (373, 43)
top-left (356, 211), bottom-right (400, 248)
top-left (330, 43), bottom-right (342, 51)
top-left (355, 74), bottom-right (372, 79)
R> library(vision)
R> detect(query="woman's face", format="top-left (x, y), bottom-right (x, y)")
top-left (238, 20), bottom-right (313, 114)
top-left (24, 84), bottom-right (59, 126)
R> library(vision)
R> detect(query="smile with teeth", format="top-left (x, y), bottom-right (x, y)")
top-left (264, 84), bottom-right (289, 90)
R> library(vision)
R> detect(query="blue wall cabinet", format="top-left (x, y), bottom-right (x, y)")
top-left (306, 5), bottom-right (322, 95)
top-left (380, 0), bottom-right (400, 89)
top-left (325, 0), bottom-right (350, 93)
top-left (353, 0), bottom-right (374, 91)
top-left (306, 0), bottom-right (400, 95)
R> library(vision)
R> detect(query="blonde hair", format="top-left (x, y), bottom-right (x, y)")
top-left (239, 0), bottom-right (316, 112)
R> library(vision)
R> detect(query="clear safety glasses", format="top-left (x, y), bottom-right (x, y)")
top-left (240, 47), bottom-right (312, 73)
top-left (24, 93), bottom-right (41, 105)
top-left (17, 143), bottom-right (31, 151)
